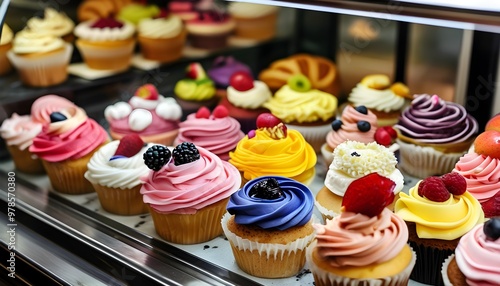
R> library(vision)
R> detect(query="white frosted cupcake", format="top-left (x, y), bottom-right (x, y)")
top-left (26, 8), bottom-right (75, 42)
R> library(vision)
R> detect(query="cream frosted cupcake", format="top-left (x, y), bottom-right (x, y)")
top-left (222, 176), bottom-right (315, 278)
top-left (26, 8), bottom-right (75, 42)
top-left (0, 24), bottom-right (13, 75)
top-left (228, 2), bottom-right (278, 41)
top-left (137, 15), bottom-right (187, 63)
top-left (316, 141), bottom-right (404, 220)
top-left (85, 134), bottom-right (151, 215)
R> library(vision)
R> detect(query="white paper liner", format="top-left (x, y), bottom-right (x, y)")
top-left (7, 43), bottom-right (73, 69)
top-left (131, 53), bottom-right (161, 70)
top-left (306, 240), bottom-right (417, 286)
top-left (221, 212), bottom-right (315, 260)
top-left (314, 200), bottom-right (339, 220)
top-left (287, 123), bottom-right (331, 153)
top-left (321, 143), bottom-right (334, 167)
top-left (441, 254), bottom-right (454, 286)
top-left (397, 139), bottom-right (465, 178)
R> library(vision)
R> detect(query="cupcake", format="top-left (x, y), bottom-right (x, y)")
top-left (168, 0), bottom-right (199, 22)
top-left (7, 29), bottom-right (73, 87)
top-left (218, 70), bottom-right (271, 133)
top-left (185, 10), bottom-right (235, 50)
top-left (316, 141), bottom-right (404, 220)
top-left (394, 94), bottom-right (479, 178)
top-left (136, 15), bottom-right (187, 63)
top-left (140, 142), bottom-right (241, 244)
top-left (173, 62), bottom-right (218, 117)
top-left (29, 105), bottom-right (109, 194)
top-left (441, 218), bottom-right (500, 286)
top-left (74, 17), bottom-right (135, 71)
top-left (229, 113), bottom-right (317, 186)
top-left (117, 3), bottom-right (161, 25)
top-left (0, 113), bottom-right (44, 174)
top-left (307, 173), bottom-right (416, 286)
top-left (348, 74), bottom-right (411, 126)
top-left (0, 24), bottom-right (13, 76)
top-left (105, 84), bottom-right (182, 146)
top-left (207, 56), bottom-right (252, 93)
top-left (221, 176), bottom-right (315, 278)
top-left (263, 74), bottom-right (338, 152)
top-left (174, 105), bottom-right (244, 161)
top-left (394, 172), bottom-right (485, 285)
top-left (227, 2), bottom-right (278, 42)
top-left (25, 8), bottom-right (75, 42)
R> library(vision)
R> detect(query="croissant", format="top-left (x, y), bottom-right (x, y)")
top-left (258, 53), bottom-right (341, 96)
top-left (77, 0), bottom-right (134, 22)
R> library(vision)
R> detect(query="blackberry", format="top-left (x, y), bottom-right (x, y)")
top-left (331, 119), bottom-right (342, 131)
top-left (355, 105), bottom-right (368, 114)
top-left (173, 142), bottom-right (200, 165)
top-left (357, 120), bottom-right (371, 132)
top-left (249, 178), bottom-right (283, 200)
top-left (143, 145), bottom-right (171, 171)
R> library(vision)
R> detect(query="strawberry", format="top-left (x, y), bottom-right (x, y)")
top-left (481, 191), bottom-right (500, 218)
top-left (195, 106), bottom-right (210, 119)
top-left (441, 172), bottom-right (467, 196)
top-left (111, 134), bottom-right (145, 160)
top-left (421, 176), bottom-right (450, 202)
top-left (256, 113), bottom-right (287, 139)
top-left (383, 126), bottom-right (397, 139)
top-left (341, 173), bottom-right (396, 217)
top-left (212, 105), bottom-right (229, 118)
top-left (374, 127), bottom-right (392, 146)
top-left (135, 84), bottom-right (159, 100)
top-left (186, 63), bottom-right (206, 80)
top-left (230, 71), bottom-right (254, 92)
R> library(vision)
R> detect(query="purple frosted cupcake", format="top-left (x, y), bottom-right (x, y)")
top-left (208, 56), bottom-right (252, 94)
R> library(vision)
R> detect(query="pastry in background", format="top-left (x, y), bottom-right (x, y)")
top-left (117, 3), bottom-right (161, 25)
top-left (222, 176), bottom-right (315, 278)
top-left (26, 8), bottom-right (75, 42)
top-left (77, 0), bottom-right (134, 22)
top-left (207, 56), bottom-right (252, 93)
top-left (0, 24), bottom-right (13, 76)
top-left (394, 94), bottom-right (479, 178)
top-left (259, 53), bottom-right (341, 96)
top-left (185, 10), bottom-right (235, 50)
top-left (74, 17), bottom-right (135, 71)
top-left (228, 2), bottom-right (278, 41)
top-left (168, 0), bottom-right (199, 22)
top-left (105, 84), bottom-right (182, 146)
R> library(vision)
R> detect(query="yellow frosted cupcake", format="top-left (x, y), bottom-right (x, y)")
top-left (0, 24), bottom-right (13, 75)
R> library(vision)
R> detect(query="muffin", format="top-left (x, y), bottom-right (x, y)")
top-left (140, 142), bottom-right (241, 244)
top-left (74, 17), bottom-right (135, 71)
top-left (207, 56), bottom-right (252, 93)
top-left (7, 29), bottom-right (73, 87)
top-left (228, 2), bottom-right (278, 42)
top-left (218, 70), bottom-right (271, 133)
top-left (25, 8), bottom-right (75, 42)
top-left (394, 94), bottom-right (479, 178)
top-left (105, 84), bottom-right (182, 146)
top-left (29, 105), bottom-right (110, 194)
top-left (136, 15), bottom-right (187, 63)
top-left (307, 173), bottom-right (416, 286)
top-left (185, 10), bottom-right (235, 50)
top-left (85, 134), bottom-right (151, 215)
top-left (221, 176), bottom-right (315, 278)
top-left (174, 105), bottom-right (244, 161)
top-left (316, 141), bottom-right (404, 220)
top-left (347, 74), bottom-right (411, 126)
top-left (394, 172), bottom-right (485, 285)
top-left (263, 74), bottom-right (338, 152)
top-left (441, 218), bottom-right (500, 286)
top-left (0, 24), bottom-right (13, 76)
top-left (0, 113), bottom-right (44, 174)
top-left (229, 113), bottom-right (317, 186)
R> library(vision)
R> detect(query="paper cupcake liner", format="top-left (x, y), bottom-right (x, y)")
top-left (287, 123), bottom-right (331, 153)
top-left (397, 139), bottom-right (465, 178)
top-left (42, 156), bottom-right (95, 194)
top-left (75, 39), bottom-right (135, 71)
top-left (314, 200), bottom-right (339, 222)
top-left (138, 28), bottom-right (187, 63)
top-left (92, 184), bottom-right (148, 216)
top-left (321, 143), bottom-right (334, 167)
top-left (232, 12), bottom-right (277, 41)
top-left (441, 254), bottom-right (454, 286)
top-left (306, 241), bottom-right (417, 286)
top-left (407, 239), bottom-right (454, 286)
top-left (149, 198), bottom-right (229, 244)
top-left (6, 144), bottom-right (45, 174)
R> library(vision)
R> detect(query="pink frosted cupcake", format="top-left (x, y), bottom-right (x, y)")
top-left (105, 84), bottom-right (182, 146)
top-left (174, 105), bottom-right (244, 160)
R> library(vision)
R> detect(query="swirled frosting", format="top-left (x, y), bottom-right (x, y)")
top-left (207, 56), bottom-right (252, 88)
top-left (314, 208), bottom-right (408, 267)
top-left (141, 146), bottom-right (241, 214)
top-left (1, 24), bottom-right (13, 45)
top-left (263, 85), bottom-right (337, 123)
top-left (85, 140), bottom-right (152, 189)
top-left (0, 114), bottom-right (42, 150)
top-left (227, 176), bottom-right (313, 230)
top-left (349, 83), bottom-right (406, 113)
top-left (326, 105), bottom-right (378, 150)
top-left (227, 81), bottom-right (271, 109)
top-left (453, 152), bottom-right (500, 203)
top-left (29, 106), bottom-right (109, 162)
top-left (138, 16), bottom-right (183, 39)
top-left (395, 94), bottom-right (478, 144)
top-left (26, 8), bottom-right (74, 38)
top-left (324, 141), bottom-right (404, 196)
top-left (455, 223), bottom-right (500, 286)
top-left (174, 79), bottom-right (216, 101)
top-left (74, 19), bottom-right (135, 41)
top-left (229, 129), bottom-right (317, 183)
top-left (395, 182), bottom-right (484, 240)
top-left (175, 113), bottom-right (244, 160)
top-left (12, 29), bottom-right (65, 54)
top-left (30, 94), bottom-right (77, 124)
top-left (228, 2), bottom-right (278, 18)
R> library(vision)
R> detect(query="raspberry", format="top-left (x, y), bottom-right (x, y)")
top-left (421, 177), bottom-right (450, 202)
top-left (173, 142), bottom-right (200, 166)
top-left (112, 134), bottom-right (145, 159)
top-left (195, 106), bottom-right (210, 119)
top-left (417, 179), bottom-right (427, 197)
top-left (481, 191), bottom-right (500, 218)
top-left (143, 145), bottom-right (171, 171)
top-left (441, 172), bottom-right (467, 195)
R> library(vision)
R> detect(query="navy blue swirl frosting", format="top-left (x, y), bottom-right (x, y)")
top-left (226, 176), bottom-right (314, 230)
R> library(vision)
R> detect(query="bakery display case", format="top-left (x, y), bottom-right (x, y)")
top-left (1, 0), bottom-right (500, 285)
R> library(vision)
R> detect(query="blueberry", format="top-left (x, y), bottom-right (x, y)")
top-left (357, 120), bottom-right (371, 132)
top-left (331, 119), bottom-right (342, 131)
top-left (355, 105), bottom-right (368, 114)
top-left (50, 112), bottom-right (67, 123)
top-left (483, 218), bottom-right (500, 241)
